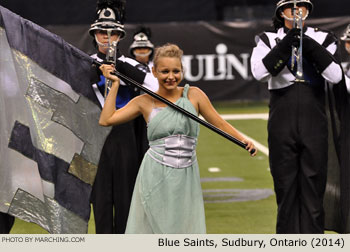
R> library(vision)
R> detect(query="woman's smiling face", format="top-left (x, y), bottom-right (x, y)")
top-left (153, 57), bottom-right (183, 90)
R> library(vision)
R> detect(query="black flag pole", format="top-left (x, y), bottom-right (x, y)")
top-left (93, 60), bottom-right (256, 155)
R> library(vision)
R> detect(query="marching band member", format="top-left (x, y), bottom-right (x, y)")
top-left (129, 26), bottom-right (155, 71)
top-left (128, 26), bottom-right (158, 155)
top-left (89, 0), bottom-right (158, 233)
top-left (250, 0), bottom-right (342, 233)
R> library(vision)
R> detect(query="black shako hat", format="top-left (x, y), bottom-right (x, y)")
top-left (89, 0), bottom-right (126, 39)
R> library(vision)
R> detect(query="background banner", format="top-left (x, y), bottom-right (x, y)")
top-left (46, 17), bottom-right (350, 102)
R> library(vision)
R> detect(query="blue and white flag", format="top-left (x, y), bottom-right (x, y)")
top-left (0, 5), bottom-right (109, 233)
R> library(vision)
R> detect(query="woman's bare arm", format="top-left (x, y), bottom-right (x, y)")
top-left (189, 87), bottom-right (257, 156)
top-left (98, 64), bottom-right (143, 126)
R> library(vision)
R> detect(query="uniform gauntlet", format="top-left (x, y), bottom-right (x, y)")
top-left (262, 28), bottom-right (300, 76)
top-left (303, 35), bottom-right (334, 73)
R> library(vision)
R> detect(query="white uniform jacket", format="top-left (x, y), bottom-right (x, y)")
top-left (251, 27), bottom-right (342, 90)
top-left (91, 53), bottom-right (159, 107)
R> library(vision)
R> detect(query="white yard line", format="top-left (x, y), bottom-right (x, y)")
top-left (224, 113), bottom-right (269, 156)
top-left (221, 113), bottom-right (268, 120)
top-left (200, 113), bottom-right (269, 156)
top-left (199, 113), bottom-right (268, 121)
top-left (236, 130), bottom-right (269, 156)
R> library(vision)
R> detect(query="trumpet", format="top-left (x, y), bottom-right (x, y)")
top-left (104, 30), bottom-right (118, 99)
top-left (291, 0), bottom-right (307, 83)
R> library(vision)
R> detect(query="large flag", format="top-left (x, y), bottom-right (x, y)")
top-left (0, 6), bottom-right (110, 233)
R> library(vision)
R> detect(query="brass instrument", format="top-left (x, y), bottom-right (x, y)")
top-left (291, 0), bottom-right (307, 83)
top-left (104, 30), bottom-right (118, 99)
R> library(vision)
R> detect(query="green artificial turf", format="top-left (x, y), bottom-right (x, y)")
top-left (197, 116), bottom-right (276, 233)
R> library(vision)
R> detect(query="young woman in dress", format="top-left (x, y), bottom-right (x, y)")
top-left (99, 43), bottom-right (256, 234)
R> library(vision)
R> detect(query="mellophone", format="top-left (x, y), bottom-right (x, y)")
top-left (291, 0), bottom-right (307, 83)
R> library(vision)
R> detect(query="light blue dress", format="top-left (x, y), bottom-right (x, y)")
top-left (125, 84), bottom-right (206, 234)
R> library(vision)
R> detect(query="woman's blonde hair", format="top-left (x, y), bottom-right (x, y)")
top-left (153, 43), bottom-right (183, 68)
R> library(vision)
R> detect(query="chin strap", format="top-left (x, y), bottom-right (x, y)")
top-left (95, 34), bottom-right (108, 48)
top-left (281, 10), bottom-right (309, 22)
top-left (133, 51), bottom-right (152, 57)
top-left (94, 31), bottom-right (120, 48)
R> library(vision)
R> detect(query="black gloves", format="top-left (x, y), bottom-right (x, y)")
top-left (263, 28), bottom-right (300, 76)
top-left (90, 63), bottom-right (101, 84)
top-left (283, 28), bottom-right (301, 48)
top-left (303, 35), bottom-right (335, 73)
top-left (90, 59), bottom-right (146, 87)
top-left (114, 60), bottom-right (146, 85)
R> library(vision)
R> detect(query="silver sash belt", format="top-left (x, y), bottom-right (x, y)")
top-left (146, 134), bottom-right (197, 169)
